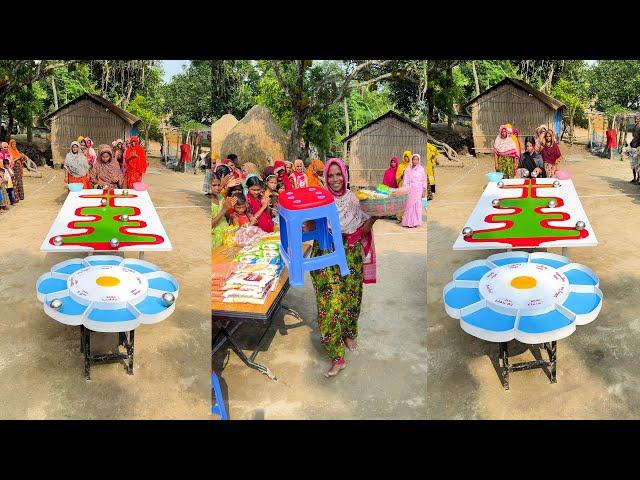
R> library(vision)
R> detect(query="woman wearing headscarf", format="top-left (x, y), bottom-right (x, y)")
top-left (401, 154), bottom-right (428, 228)
top-left (83, 137), bottom-right (97, 166)
top-left (273, 160), bottom-right (293, 191)
top-left (64, 141), bottom-right (91, 189)
top-left (426, 143), bottom-right (439, 195)
top-left (493, 124), bottom-right (520, 179)
top-left (382, 156), bottom-right (398, 188)
top-left (541, 129), bottom-right (563, 178)
top-left (123, 136), bottom-right (147, 188)
top-left (90, 144), bottom-right (123, 189)
top-left (535, 125), bottom-right (548, 154)
top-left (7, 139), bottom-right (25, 201)
top-left (241, 162), bottom-right (259, 179)
top-left (306, 159), bottom-right (325, 187)
top-left (284, 160), bottom-right (293, 177)
top-left (0, 142), bottom-right (10, 164)
top-left (291, 159), bottom-right (308, 189)
top-left (112, 139), bottom-right (125, 171)
top-left (309, 158), bottom-right (379, 378)
top-left (396, 150), bottom-right (412, 188)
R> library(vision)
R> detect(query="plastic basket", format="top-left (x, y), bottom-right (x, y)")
top-left (359, 194), bottom-right (408, 216)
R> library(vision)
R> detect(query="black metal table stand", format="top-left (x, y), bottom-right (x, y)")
top-left (80, 325), bottom-right (135, 380)
top-left (212, 304), bottom-right (304, 382)
top-left (498, 341), bottom-right (557, 390)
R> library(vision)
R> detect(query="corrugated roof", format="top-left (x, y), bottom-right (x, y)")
top-left (43, 92), bottom-right (140, 125)
top-left (341, 110), bottom-right (428, 143)
top-left (464, 77), bottom-right (565, 111)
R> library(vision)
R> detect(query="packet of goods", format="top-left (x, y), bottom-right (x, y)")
top-left (258, 240), bottom-right (280, 252)
top-left (227, 272), bottom-right (275, 289)
top-left (235, 225), bottom-right (265, 247)
top-left (222, 226), bottom-right (239, 247)
top-left (260, 233), bottom-right (281, 243)
top-left (356, 189), bottom-right (387, 200)
top-left (375, 184), bottom-right (392, 195)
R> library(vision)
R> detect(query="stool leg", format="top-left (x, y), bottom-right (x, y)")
top-left (327, 208), bottom-right (350, 277)
top-left (288, 218), bottom-right (305, 287)
top-left (315, 217), bottom-right (329, 250)
top-left (279, 211), bottom-right (289, 252)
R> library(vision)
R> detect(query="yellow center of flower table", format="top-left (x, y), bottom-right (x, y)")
top-left (510, 275), bottom-right (537, 289)
top-left (95, 276), bottom-right (121, 287)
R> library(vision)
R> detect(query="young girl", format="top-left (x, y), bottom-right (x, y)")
top-left (2, 159), bottom-right (15, 205)
top-left (230, 193), bottom-right (251, 227)
top-left (273, 160), bottom-right (293, 191)
top-left (245, 176), bottom-right (274, 233)
top-left (291, 159), bottom-right (308, 189)
top-left (83, 137), bottom-right (97, 166)
top-left (541, 130), bottom-right (563, 178)
top-left (211, 172), bottom-right (235, 249)
top-left (0, 164), bottom-right (9, 212)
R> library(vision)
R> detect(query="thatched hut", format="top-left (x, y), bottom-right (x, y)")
top-left (219, 105), bottom-right (288, 170)
top-left (465, 78), bottom-right (564, 154)
top-left (341, 110), bottom-right (429, 188)
top-left (211, 114), bottom-right (238, 161)
top-left (44, 93), bottom-right (140, 165)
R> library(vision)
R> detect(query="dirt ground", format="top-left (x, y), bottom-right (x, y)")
top-left (0, 157), bottom-right (211, 419)
top-left (213, 217), bottom-right (427, 420)
top-left (427, 147), bottom-right (640, 419)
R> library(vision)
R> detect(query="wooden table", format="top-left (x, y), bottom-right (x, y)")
top-left (212, 243), bottom-right (311, 380)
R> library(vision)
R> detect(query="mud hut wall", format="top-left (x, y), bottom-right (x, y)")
top-left (345, 116), bottom-right (428, 188)
top-left (470, 83), bottom-right (555, 154)
top-left (50, 98), bottom-right (132, 162)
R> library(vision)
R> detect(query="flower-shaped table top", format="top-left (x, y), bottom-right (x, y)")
top-left (36, 255), bottom-right (179, 333)
top-left (443, 251), bottom-right (602, 344)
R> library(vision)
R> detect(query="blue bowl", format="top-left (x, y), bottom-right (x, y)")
top-left (486, 172), bottom-right (504, 182)
top-left (67, 183), bottom-right (84, 192)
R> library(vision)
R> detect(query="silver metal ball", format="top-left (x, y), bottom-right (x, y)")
top-left (50, 298), bottom-right (63, 309)
top-left (547, 199), bottom-right (557, 208)
top-left (491, 198), bottom-right (500, 207)
top-left (575, 221), bottom-right (586, 231)
top-left (101, 198), bottom-right (107, 206)
top-left (161, 292), bottom-right (175, 307)
top-left (462, 227), bottom-right (473, 237)
top-left (121, 214), bottom-right (129, 222)
top-left (497, 181), bottom-right (504, 188)
top-left (53, 235), bottom-right (63, 246)
top-left (110, 237), bottom-right (120, 248)
top-left (553, 180), bottom-right (561, 187)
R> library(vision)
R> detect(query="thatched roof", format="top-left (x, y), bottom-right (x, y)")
top-left (211, 114), bottom-right (238, 161)
top-left (464, 77), bottom-right (565, 112)
top-left (219, 105), bottom-right (289, 170)
top-left (43, 93), bottom-right (140, 125)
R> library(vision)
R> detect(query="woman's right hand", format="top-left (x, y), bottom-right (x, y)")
top-left (220, 173), bottom-right (233, 189)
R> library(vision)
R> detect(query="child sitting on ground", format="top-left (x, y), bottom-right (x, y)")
top-left (230, 193), bottom-right (251, 227)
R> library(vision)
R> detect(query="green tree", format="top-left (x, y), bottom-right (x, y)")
top-left (212, 60), bottom-right (259, 119)
top-left (163, 60), bottom-right (212, 129)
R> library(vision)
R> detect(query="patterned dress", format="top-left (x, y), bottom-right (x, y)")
top-left (310, 237), bottom-right (364, 361)
top-left (211, 194), bottom-right (228, 249)
top-left (496, 155), bottom-right (516, 179)
top-left (13, 159), bottom-right (24, 200)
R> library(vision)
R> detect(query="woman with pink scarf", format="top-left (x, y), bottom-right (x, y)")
top-left (83, 137), bottom-right (97, 166)
top-left (493, 124), bottom-right (520, 179)
top-left (401, 153), bottom-right (428, 228)
top-left (309, 157), bottom-right (379, 378)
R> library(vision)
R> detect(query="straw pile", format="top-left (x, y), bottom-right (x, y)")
top-left (219, 105), bottom-right (289, 170)
top-left (211, 114), bottom-right (238, 161)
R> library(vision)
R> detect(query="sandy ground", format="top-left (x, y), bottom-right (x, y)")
top-left (0, 158), bottom-right (211, 419)
top-left (427, 148), bottom-right (640, 419)
top-left (213, 216), bottom-right (427, 420)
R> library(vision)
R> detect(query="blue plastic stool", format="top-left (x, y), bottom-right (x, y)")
top-left (278, 187), bottom-right (349, 288)
top-left (211, 371), bottom-right (229, 420)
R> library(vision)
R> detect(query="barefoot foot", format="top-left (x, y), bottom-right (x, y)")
top-left (324, 358), bottom-right (346, 378)
top-left (344, 337), bottom-right (358, 352)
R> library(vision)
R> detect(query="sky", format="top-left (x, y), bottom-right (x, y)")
top-left (162, 60), bottom-right (190, 83)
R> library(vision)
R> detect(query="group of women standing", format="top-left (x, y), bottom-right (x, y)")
top-left (0, 139), bottom-right (26, 213)
top-left (63, 136), bottom-right (147, 189)
top-left (493, 124), bottom-right (563, 179)
top-left (382, 149), bottom-right (432, 228)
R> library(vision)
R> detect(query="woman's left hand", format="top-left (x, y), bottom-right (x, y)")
top-left (361, 217), bottom-right (377, 236)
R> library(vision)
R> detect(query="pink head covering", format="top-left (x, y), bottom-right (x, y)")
top-left (324, 158), bottom-right (348, 196)
top-left (84, 137), bottom-right (94, 148)
top-left (493, 124), bottom-right (519, 158)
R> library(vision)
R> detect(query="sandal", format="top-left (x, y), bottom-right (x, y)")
top-left (324, 358), bottom-right (346, 378)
